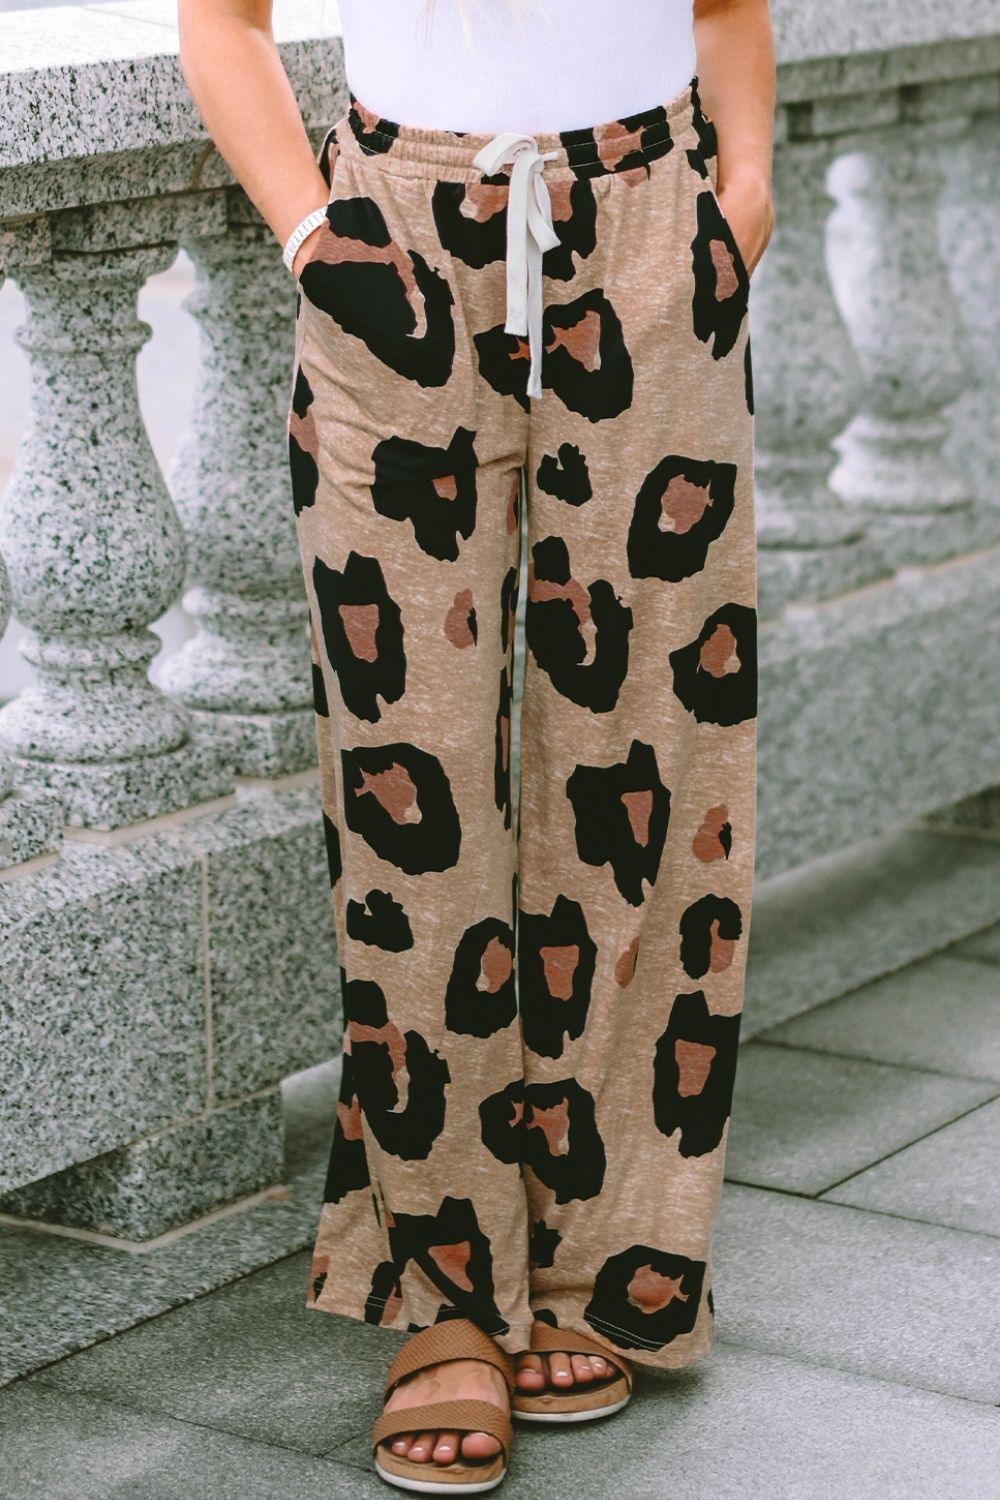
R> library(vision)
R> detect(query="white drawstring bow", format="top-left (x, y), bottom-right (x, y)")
top-left (472, 132), bottom-right (561, 400)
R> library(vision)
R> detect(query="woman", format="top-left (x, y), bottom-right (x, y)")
top-left (180, 0), bottom-right (774, 1491)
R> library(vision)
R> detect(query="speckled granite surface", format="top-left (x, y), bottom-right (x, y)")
top-left (0, 781), bottom-right (338, 1198)
top-left (757, 549), bottom-right (1000, 878)
top-left (0, 1091), bottom-right (284, 1240)
top-left (0, 1060), bottom-right (336, 1385)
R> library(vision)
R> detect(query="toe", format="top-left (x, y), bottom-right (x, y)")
top-left (571, 1354), bottom-right (595, 1384)
top-left (461, 1431), bottom-right (502, 1462)
top-left (389, 1433), bottom-right (413, 1457)
top-left (515, 1354), bottom-right (547, 1391)
top-left (590, 1356), bottom-right (611, 1379)
top-left (547, 1352), bottom-right (574, 1387)
top-left (407, 1431), bottom-right (437, 1463)
top-left (433, 1432), bottom-right (460, 1465)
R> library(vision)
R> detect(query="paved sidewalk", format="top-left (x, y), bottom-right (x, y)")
top-left (3, 931), bottom-right (1000, 1498)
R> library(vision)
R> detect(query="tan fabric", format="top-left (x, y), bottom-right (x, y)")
top-left (290, 76), bottom-right (756, 1373)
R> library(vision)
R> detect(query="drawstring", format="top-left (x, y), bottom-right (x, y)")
top-left (472, 132), bottom-right (561, 400)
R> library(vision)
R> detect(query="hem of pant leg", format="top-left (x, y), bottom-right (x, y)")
top-left (529, 1309), bottom-right (716, 1372)
top-left (308, 1290), bottom-right (413, 1335)
top-left (309, 1291), bottom-right (535, 1355)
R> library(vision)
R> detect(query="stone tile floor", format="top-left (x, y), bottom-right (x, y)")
top-left (2, 931), bottom-right (1000, 1498)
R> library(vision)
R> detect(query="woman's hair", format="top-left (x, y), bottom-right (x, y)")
top-left (419, 0), bottom-right (542, 52)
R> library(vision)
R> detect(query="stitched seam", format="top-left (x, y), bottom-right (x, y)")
top-left (584, 1312), bottom-right (694, 1350)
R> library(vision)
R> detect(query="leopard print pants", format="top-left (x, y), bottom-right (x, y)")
top-left (288, 77), bottom-right (756, 1368)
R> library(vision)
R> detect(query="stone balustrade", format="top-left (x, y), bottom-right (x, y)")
top-left (1, 0), bottom-right (999, 1247)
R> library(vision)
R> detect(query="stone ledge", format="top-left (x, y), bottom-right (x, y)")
top-left (0, 1090), bottom-right (284, 1241)
top-left (758, 547), bottom-right (1000, 877)
top-left (0, 780), bottom-right (338, 1195)
top-left (0, 1061), bottom-right (336, 1385)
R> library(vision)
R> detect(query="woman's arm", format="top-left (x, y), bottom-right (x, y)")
top-left (693, 0), bottom-right (775, 274)
top-left (177, 0), bottom-right (329, 276)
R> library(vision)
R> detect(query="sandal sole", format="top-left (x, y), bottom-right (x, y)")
top-left (511, 1391), bottom-right (631, 1424)
top-left (374, 1459), bottom-right (507, 1494)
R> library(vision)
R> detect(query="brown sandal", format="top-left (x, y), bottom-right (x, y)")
top-left (372, 1319), bottom-right (516, 1494)
top-left (511, 1322), bottom-right (632, 1424)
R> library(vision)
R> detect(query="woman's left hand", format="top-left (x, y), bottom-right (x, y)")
top-left (716, 172), bottom-right (774, 278)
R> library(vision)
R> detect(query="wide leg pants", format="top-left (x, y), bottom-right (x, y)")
top-left (288, 77), bottom-right (757, 1368)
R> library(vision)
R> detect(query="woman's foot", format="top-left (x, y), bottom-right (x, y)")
top-left (381, 1356), bottom-right (509, 1467)
top-left (514, 1350), bottom-right (616, 1394)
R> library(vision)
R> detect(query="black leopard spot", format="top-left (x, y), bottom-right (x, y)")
top-left (345, 977), bottom-right (450, 1160)
top-left (342, 742), bottom-right (461, 874)
top-left (691, 189), bottom-right (749, 361)
top-left (311, 659), bottom-right (329, 717)
top-left (445, 917), bottom-right (516, 1037)
top-left (744, 338), bottom-right (755, 414)
top-left (474, 322), bottom-right (532, 410)
top-left (480, 1079), bottom-right (606, 1203)
top-left (371, 428), bottom-right (479, 561)
top-left (669, 603), bottom-right (757, 725)
top-left (388, 1195), bottom-right (508, 1335)
top-left (495, 666), bottom-right (513, 829)
top-left (313, 552), bottom-right (405, 723)
top-left (526, 536), bottom-right (632, 713)
top-left (585, 1245), bottom-right (706, 1350)
top-left (566, 739), bottom-right (670, 906)
top-left (518, 894), bottom-right (596, 1059)
top-left (500, 566), bottom-right (519, 656)
top-left (543, 289), bottom-right (634, 421)
top-left (299, 195), bottom-right (455, 386)
top-left (364, 1259), bottom-right (403, 1326)
top-left (318, 126), bottom-right (339, 186)
top-left (346, 888), bottom-right (414, 952)
top-left (529, 1219), bottom-right (562, 1269)
top-left (288, 365), bottom-right (319, 515)
top-left (679, 894), bottom-right (744, 980)
top-left (536, 443), bottom-right (592, 506)
top-left (432, 177), bottom-right (509, 268)
top-left (652, 990), bottom-right (741, 1157)
top-left (476, 289), bottom-right (633, 416)
top-left (544, 177), bottom-right (598, 278)
top-left (322, 1051), bottom-right (369, 1203)
top-left (689, 76), bottom-right (718, 162)
top-left (627, 455), bottom-right (737, 582)
top-left (348, 98), bottom-right (401, 156)
top-left (322, 812), bottom-right (342, 887)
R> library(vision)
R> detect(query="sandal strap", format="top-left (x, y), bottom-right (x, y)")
top-left (373, 1398), bottom-right (512, 1456)
top-left (383, 1319), bottom-right (516, 1399)
top-left (529, 1322), bottom-right (633, 1391)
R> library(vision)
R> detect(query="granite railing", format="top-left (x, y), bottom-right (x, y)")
top-left (1, 0), bottom-right (999, 1244)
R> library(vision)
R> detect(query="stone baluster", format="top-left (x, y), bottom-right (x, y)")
top-left (752, 130), bottom-right (886, 618)
top-left (937, 92), bottom-right (1000, 519)
top-left (0, 539), bottom-right (62, 869)
top-left (826, 113), bottom-right (978, 570)
top-left (0, 200), bottom-right (233, 830)
top-left (158, 191), bottom-right (313, 777)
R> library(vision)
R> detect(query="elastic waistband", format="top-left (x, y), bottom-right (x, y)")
top-left (334, 75), bottom-right (715, 182)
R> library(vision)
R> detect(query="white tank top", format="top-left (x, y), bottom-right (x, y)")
top-left (336, 0), bottom-right (697, 135)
